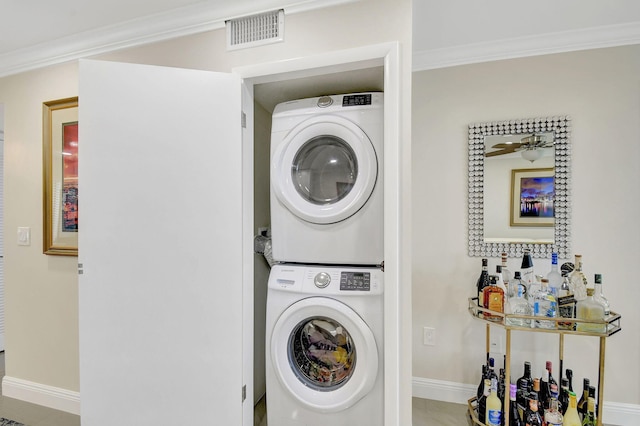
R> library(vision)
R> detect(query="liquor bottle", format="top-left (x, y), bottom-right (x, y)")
top-left (524, 393), bottom-right (543, 426)
top-left (569, 255), bottom-right (588, 301)
top-left (509, 383), bottom-right (524, 426)
top-left (484, 276), bottom-right (505, 322)
top-left (512, 271), bottom-right (528, 301)
top-left (506, 281), bottom-right (532, 327)
top-left (486, 377), bottom-right (502, 426)
top-left (559, 378), bottom-right (570, 415)
top-left (593, 274), bottom-right (610, 315)
top-left (563, 391), bottom-right (582, 426)
top-left (546, 361), bottom-right (558, 389)
top-left (516, 362), bottom-right (533, 418)
top-left (521, 250), bottom-right (535, 289)
top-left (501, 252), bottom-right (514, 296)
top-left (498, 367), bottom-right (506, 410)
top-left (477, 364), bottom-right (488, 400)
top-left (576, 289), bottom-right (605, 333)
top-left (576, 378), bottom-right (589, 418)
top-left (566, 369), bottom-right (574, 393)
top-left (496, 265), bottom-right (508, 295)
top-left (559, 274), bottom-right (571, 297)
top-left (477, 258), bottom-right (491, 311)
top-left (557, 274), bottom-right (576, 330)
top-left (479, 378), bottom-right (490, 424)
top-left (545, 394), bottom-right (564, 426)
top-left (533, 278), bottom-right (557, 329)
top-left (547, 252), bottom-right (563, 295)
top-left (539, 368), bottom-right (552, 411)
top-left (581, 393), bottom-right (596, 426)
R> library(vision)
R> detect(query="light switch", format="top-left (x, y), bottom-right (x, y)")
top-left (17, 227), bottom-right (31, 246)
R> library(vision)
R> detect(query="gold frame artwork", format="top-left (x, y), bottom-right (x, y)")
top-left (43, 97), bottom-right (79, 256)
top-left (510, 167), bottom-right (555, 227)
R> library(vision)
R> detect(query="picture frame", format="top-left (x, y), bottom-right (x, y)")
top-left (510, 167), bottom-right (555, 227)
top-left (43, 97), bottom-right (79, 256)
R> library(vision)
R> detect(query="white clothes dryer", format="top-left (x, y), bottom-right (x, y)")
top-left (265, 264), bottom-right (383, 426)
top-left (270, 92), bottom-right (383, 265)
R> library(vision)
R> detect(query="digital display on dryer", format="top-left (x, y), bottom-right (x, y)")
top-left (340, 272), bottom-right (371, 291)
top-left (342, 94), bottom-right (372, 106)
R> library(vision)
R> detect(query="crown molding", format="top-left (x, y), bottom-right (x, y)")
top-left (0, 0), bottom-right (357, 78)
top-left (413, 21), bottom-right (640, 71)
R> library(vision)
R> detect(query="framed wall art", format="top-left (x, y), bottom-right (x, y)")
top-left (510, 167), bottom-right (555, 227)
top-left (43, 97), bottom-right (78, 256)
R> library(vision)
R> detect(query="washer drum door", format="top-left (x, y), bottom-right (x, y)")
top-left (271, 115), bottom-right (378, 224)
top-left (270, 297), bottom-right (379, 413)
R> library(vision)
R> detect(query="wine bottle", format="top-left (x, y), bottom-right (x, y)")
top-left (593, 273), bottom-right (610, 315)
top-left (516, 362), bottom-right (533, 418)
top-left (479, 378), bottom-right (490, 424)
top-left (559, 378), bottom-right (570, 415)
top-left (581, 393), bottom-right (597, 426)
top-left (563, 391), bottom-right (582, 426)
top-left (539, 368), bottom-right (552, 411)
top-left (486, 377), bottom-right (502, 426)
top-left (509, 383), bottom-right (524, 426)
top-left (546, 361), bottom-right (558, 389)
top-left (477, 258), bottom-right (490, 311)
top-left (566, 369), bottom-right (574, 393)
top-left (523, 393), bottom-right (543, 426)
top-left (576, 378), bottom-right (589, 418)
top-left (477, 364), bottom-right (488, 400)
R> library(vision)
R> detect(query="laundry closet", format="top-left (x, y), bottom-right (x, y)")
top-left (251, 64), bottom-right (384, 404)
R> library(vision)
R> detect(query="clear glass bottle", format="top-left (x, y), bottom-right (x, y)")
top-left (506, 283), bottom-right (532, 327)
top-left (486, 377), bottom-right (502, 426)
top-left (544, 395), bottom-right (564, 426)
top-left (501, 252), bottom-right (514, 296)
top-left (563, 391), bottom-right (582, 426)
top-left (521, 249), bottom-right (535, 289)
top-left (593, 273), bottom-right (610, 315)
top-left (546, 252), bottom-right (563, 295)
top-left (477, 258), bottom-right (490, 311)
top-left (533, 278), bottom-right (557, 329)
top-left (569, 254), bottom-right (588, 301)
top-left (483, 276), bottom-right (505, 322)
top-left (512, 271), bottom-right (528, 301)
top-left (576, 289), bottom-right (605, 333)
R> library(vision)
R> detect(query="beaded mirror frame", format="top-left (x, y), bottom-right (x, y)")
top-left (468, 116), bottom-right (571, 259)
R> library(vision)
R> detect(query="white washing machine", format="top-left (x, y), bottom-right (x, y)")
top-left (265, 263), bottom-right (383, 426)
top-left (270, 92), bottom-right (383, 266)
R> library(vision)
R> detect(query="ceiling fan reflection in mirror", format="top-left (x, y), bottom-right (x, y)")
top-left (486, 133), bottom-right (553, 162)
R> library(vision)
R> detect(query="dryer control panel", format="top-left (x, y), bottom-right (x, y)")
top-left (268, 264), bottom-right (383, 295)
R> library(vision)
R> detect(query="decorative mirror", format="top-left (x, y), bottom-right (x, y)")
top-left (468, 116), bottom-right (571, 258)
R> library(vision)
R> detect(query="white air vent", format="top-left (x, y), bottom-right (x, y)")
top-left (226, 9), bottom-right (284, 51)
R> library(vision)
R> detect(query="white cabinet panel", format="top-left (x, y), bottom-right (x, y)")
top-left (78, 59), bottom-right (243, 425)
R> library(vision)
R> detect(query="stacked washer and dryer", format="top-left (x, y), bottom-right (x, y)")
top-left (266, 92), bottom-right (385, 425)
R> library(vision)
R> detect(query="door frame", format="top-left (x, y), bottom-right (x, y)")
top-left (235, 41), bottom-right (407, 425)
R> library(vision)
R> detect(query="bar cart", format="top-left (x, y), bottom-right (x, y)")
top-left (466, 297), bottom-right (621, 426)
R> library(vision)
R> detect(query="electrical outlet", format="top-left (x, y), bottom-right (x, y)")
top-left (423, 327), bottom-right (436, 346)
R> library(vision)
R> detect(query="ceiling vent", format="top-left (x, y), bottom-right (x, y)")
top-left (226, 9), bottom-right (284, 51)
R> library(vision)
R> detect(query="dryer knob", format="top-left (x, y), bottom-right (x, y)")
top-left (314, 272), bottom-right (331, 288)
top-left (317, 96), bottom-right (333, 108)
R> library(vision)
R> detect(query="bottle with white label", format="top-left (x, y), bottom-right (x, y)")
top-left (486, 377), bottom-right (502, 426)
top-left (546, 252), bottom-right (563, 295)
top-left (521, 249), bottom-right (535, 289)
top-left (593, 273), bottom-right (610, 315)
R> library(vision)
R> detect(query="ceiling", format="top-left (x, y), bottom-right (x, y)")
top-left (0, 0), bottom-right (640, 77)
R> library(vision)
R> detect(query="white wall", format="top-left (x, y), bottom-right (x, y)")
top-left (412, 45), bottom-right (640, 418)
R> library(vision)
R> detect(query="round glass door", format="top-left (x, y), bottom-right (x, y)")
top-left (289, 316), bottom-right (356, 391)
top-left (292, 136), bottom-right (358, 206)
top-left (270, 297), bottom-right (378, 412)
top-left (271, 115), bottom-right (378, 224)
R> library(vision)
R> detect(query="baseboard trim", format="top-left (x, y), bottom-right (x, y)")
top-left (2, 375), bottom-right (80, 415)
top-left (413, 376), bottom-right (640, 425)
